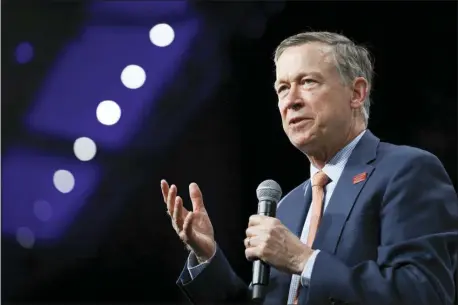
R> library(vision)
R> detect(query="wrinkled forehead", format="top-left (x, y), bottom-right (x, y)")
top-left (275, 43), bottom-right (337, 81)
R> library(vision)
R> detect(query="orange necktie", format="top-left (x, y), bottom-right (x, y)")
top-left (293, 171), bottom-right (329, 304)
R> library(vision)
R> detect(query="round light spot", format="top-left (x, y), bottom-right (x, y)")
top-left (33, 200), bottom-right (53, 222)
top-left (149, 23), bottom-right (175, 47)
top-left (15, 41), bottom-right (34, 64)
top-left (16, 227), bottom-right (35, 249)
top-left (96, 100), bottom-right (121, 126)
top-left (53, 169), bottom-right (75, 193)
top-left (73, 137), bottom-right (97, 161)
top-left (121, 65), bottom-right (146, 89)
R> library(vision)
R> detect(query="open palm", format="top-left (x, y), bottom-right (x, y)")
top-left (161, 180), bottom-right (216, 262)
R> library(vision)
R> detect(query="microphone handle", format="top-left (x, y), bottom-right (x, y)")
top-left (257, 199), bottom-right (277, 217)
top-left (252, 260), bottom-right (270, 302)
top-left (251, 200), bottom-right (277, 302)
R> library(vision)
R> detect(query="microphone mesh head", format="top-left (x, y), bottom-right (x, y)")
top-left (256, 179), bottom-right (282, 202)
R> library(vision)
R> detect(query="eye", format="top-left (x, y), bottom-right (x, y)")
top-left (277, 85), bottom-right (287, 94)
top-left (302, 78), bottom-right (317, 85)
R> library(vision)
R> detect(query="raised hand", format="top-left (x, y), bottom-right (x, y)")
top-left (161, 180), bottom-right (216, 262)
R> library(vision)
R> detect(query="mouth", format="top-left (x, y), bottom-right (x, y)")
top-left (289, 117), bottom-right (310, 126)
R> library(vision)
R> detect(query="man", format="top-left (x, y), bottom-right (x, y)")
top-left (160, 31), bottom-right (458, 305)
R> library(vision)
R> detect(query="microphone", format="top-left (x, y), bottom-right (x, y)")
top-left (251, 179), bottom-right (282, 302)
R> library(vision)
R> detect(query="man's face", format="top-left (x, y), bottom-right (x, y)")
top-left (275, 42), bottom-right (355, 152)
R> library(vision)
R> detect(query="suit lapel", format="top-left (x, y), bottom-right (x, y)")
top-left (278, 180), bottom-right (312, 238)
top-left (312, 130), bottom-right (380, 253)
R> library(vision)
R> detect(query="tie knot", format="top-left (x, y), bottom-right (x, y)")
top-left (312, 171), bottom-right (329, 188)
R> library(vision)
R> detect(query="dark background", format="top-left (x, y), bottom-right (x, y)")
top-left (2, 1), bottom-right (457, 304)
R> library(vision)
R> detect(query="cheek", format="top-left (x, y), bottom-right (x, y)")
top-left (310, 91), bottom-right (339, 118)
top-left (307, 93), bottom-right (324, 118)
top-left (278, 104), bottom-right (287, 124)
top-left (319, 100), bottom-right (349, 127)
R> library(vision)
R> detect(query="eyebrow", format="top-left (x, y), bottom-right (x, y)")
top-left (274, 71), bottom-right (323, 90)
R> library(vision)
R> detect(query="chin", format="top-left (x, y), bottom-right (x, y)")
top-left (290, 133), bottom-right (314, 149)
top-left (288, 124), bottom-right (322, 150)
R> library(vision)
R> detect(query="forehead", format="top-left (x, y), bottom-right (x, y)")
top-left (275, 42), bottom-right (336, 83)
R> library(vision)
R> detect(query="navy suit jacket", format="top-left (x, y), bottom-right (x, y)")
top-left (177, 130), bottom-right (458, 305)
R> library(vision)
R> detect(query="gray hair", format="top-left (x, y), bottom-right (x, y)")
top-left (274, 31), bottom-right (374, 125)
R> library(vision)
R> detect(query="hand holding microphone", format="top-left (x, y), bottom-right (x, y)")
top-left (245, 180), bottom-right (314, 301)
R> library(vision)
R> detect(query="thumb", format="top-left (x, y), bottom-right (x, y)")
top-left (189, 182), bottom-right (206, 212)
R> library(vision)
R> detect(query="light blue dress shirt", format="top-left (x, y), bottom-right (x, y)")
top-left (187, 130), bottom-right (366, 301)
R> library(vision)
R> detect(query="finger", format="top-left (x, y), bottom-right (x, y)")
top-left (249, 215), bottom-right (277, 227)
top-left (244, 237), bottom-right (255, 248)
top-left (181, 212), bottom-right (194, 243)
top-left (173, 196), bottom-right (184, 232)
top-left (160, 180), bottom-right (170, 202)
top-left (189, 183), bottom-right (206, 212)
top-left (167, 185), bottom-right (177, 216)
top-left (177, 196), bottom-right (190, 219)
top-left (245, 225), bottom-right (264, 238)
top-left (245, 247), bottom-right (260, 262)
top-left (248, 215), bottom-right (264, 226)
top-left (245, 234), bottom-right (263, 247)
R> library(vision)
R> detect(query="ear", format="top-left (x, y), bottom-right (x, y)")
top-left (350, 77), bottom-right (369, 110)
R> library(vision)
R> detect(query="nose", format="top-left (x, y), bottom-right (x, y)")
top-left (280, 85), bottom-right (304, 112)
top-left (288, 99), bottom-right (303, 111)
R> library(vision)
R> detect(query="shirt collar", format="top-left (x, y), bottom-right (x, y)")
top-left (309, 130), bottom-right (366, 182)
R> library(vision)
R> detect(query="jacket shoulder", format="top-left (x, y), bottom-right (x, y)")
top-left (377, 141), bottom-right (443, 167)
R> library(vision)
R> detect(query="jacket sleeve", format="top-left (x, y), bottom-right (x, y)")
top-left (307, 150), bottom-right (458, 305)
top-left (177, 246), bottom-right (251, 304)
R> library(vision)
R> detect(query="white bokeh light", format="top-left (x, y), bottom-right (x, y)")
top-left (149, 23), bottom-right (175, 47)
top-left (53, 169), bottom-right (75, 193)
top-left (73, 137), bottom-right (97, 161)
top-left (121, 65), bottom-right (146, 89)
top-left (33, 200), bottom-right (53, 222)
top-left (16, 227), bottom-right (35, 249)
top-left (96, 100), bottom-right (121, 126)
